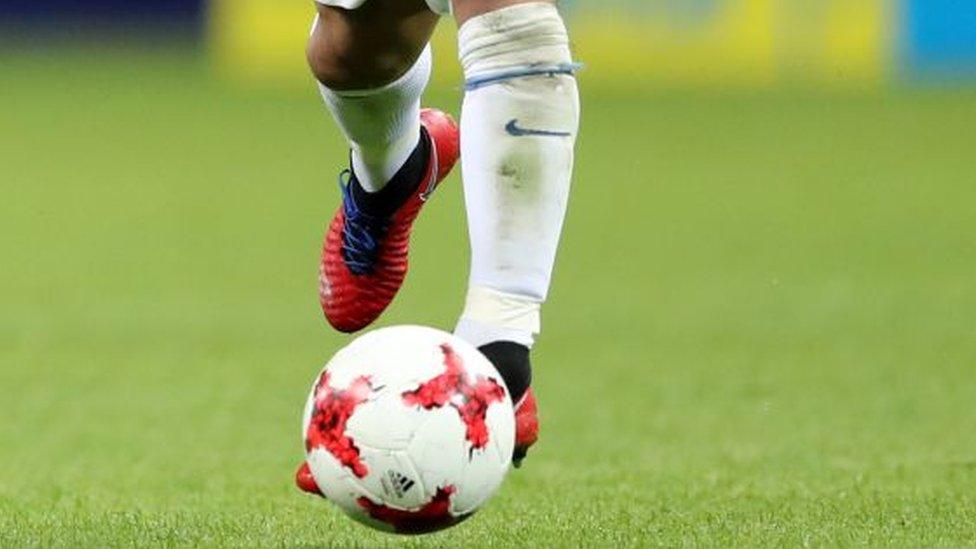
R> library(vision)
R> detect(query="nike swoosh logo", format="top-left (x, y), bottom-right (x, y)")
top-left (505, 119), bottom-right (571, 138)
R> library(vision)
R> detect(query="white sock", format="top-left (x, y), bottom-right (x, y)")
top-left (453, 3), bottom-right (580, 348)
top-left (316, 43), bottom-right (432, 192)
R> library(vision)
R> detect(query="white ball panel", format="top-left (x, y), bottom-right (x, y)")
top-left (486, 397), bottom-right (516, 466)
top-left (345, 390), bottom-right (426, 451)
top-left (406, 407), bottom-right (468, 495)
top-left (307, 447), bottom-right (373, 514)
top-left (452, 438), bottom-right (507, 514)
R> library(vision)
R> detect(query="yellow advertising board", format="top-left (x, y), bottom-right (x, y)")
top-left (210, 0), bottom-right (889, 88)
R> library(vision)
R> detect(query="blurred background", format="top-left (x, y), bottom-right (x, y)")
top-left (3, 0), bottom-right (976, 84)
top-left (2, 0), bottom-right (975, 545)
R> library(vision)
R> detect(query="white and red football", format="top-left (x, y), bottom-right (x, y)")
top-left (301, 326), bottom-right (515, 534)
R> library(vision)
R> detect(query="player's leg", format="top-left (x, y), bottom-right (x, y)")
top-left (301, 1), bottom-right (460, 495)
top-left (310, 0), bottom-right (461, 333)
top-left (449, 0), bottom-right (581, 465)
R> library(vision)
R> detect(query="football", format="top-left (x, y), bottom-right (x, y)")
top-left (301, 326), bottom-right (516, 534)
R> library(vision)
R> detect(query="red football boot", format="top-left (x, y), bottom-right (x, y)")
top-left (319, 108), bottom-right (460, 333)
top-left (295, 461), bottom-right (324, 497)
top-left (512, 388), bottom-right (539, 468)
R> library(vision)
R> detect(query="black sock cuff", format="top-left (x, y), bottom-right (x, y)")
top-left (350, 128), bottom-right (430, 217)
top-left (479, 341), bottom-right (532, 403)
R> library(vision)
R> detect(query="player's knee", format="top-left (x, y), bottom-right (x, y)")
top-left (457, 2), bottom-right (574, 81)
top-left (307, 36), bottom-right (416, 91)
top-left (306, 39), bottom-right (360, 90)
top-left (452, 0), bottom-right (555, 26)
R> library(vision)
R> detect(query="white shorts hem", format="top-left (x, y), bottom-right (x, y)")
top-left (314, 0), bottom-right (451, 15)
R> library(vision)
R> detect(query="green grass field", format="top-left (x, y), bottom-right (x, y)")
top-left (2, 51), bottom-right (976, 546)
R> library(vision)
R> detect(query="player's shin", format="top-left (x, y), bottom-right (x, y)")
top-left (453, 2), bottom-right (580, 353)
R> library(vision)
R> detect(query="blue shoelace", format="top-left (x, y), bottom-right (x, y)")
top-left (338, 171), bottom-right (390, 276)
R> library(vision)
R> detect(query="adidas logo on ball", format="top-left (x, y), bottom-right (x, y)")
top-left (382, 470), bottom-right (416, 498)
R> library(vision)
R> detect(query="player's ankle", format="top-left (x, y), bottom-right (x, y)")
top-left (478, 341), bottom-right (531, 403)
top-left (350, 127), bottom-right (430, 217)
